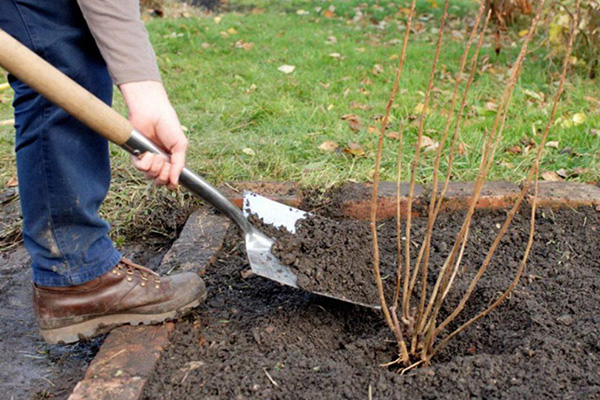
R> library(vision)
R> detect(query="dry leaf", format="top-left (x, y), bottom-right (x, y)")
top-left (350, 101), bottom-right (372, 110)
top-left (296, 9), bottom-right (309, 15)
top-left (226, 27), bottom-right (238, 35)
top-left (324, 9), bottom-right (335, 18)
top-left (367, 125), bottom-right (379, 135)
top-left (506, 145), bottom-right (522, 154)
top-left (541, 171), bottom-right (563, 181)
top-left (484, 101), bottom-right (498, 112)
top-left (201, 42), bottom-right (211, 49)
top-left (371, 64), bottom-right (384, 76)
top-left (498, 160), bottom-right (514, 169)
top-left (572, 113), bottom-right (586, 125)
top-left (0, 82), bottom-right (10, 91)
top-left (318, 141), bottom-right (339, 152)
top-left (518, 29), bottom-right (529, 37)
top-left (235, 40), bottom-right (254, 51)
top-left (6, 176), bottom-right (18, 187)
top-left (419, 135), bottom-right (439, 152)
top-left (545, 141), bottom-right (559, 149)
top-left (386, 131), bottom-right (402, 140)
top-left (457, 142), bottom-right (468, 156)
top-left (556, 168), bottom-right (569, 179)
top-left (242, 148), bottom-right (256, 156)
top-left (343, 142), bottom-right (365, 157)
top-left (278, 65), bottom-right (296, 74)
top-left (329, 52), bottom-right (342, 59)
top-left (0, 118), bottom-right (15, 126)
top-left (213, 16), bottom-right (222, 24)
top-left (325, 36), bottom-right (338, 44)
top-left (523, 89), bottom-right (544, 102)
top-left (413, 103), bottom-right (429, 115)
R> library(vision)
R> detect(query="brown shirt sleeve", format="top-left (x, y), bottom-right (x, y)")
top-left (77, 0), bottom-right (162, 85)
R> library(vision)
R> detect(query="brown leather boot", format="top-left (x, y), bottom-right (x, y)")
top-left (33, 258), bottom-right (206, 344)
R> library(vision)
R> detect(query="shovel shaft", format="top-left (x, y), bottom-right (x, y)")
top-left (122, 131), bottom-right (254, 233)
top-left (0, 28), bottom-right (253, 235)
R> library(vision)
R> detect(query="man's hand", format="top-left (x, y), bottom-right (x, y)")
top-left (119, 81), bottom-right (187, 190)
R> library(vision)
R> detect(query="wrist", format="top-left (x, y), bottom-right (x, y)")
top-left (119, 81), bottom-right (171, 118)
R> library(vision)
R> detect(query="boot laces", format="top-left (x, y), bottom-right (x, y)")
top-left (116, 258), bottom-right (161, 287)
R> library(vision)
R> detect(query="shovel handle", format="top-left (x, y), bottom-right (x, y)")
top-left (0, 29), bottom-right (133, 145)
top-left (0, 29), bottom-right (256, 234)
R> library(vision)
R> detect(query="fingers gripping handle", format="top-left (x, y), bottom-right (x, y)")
top-left (0, 29), bottom-right (133, 145)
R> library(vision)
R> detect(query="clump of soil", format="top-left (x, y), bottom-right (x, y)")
top-left (143, 207), bottom-right (600, 400)
top-left (272, 215), bottom-right (379, 306)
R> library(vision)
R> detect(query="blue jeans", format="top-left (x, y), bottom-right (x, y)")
top-left (1, 0), bottom-right (122, 286)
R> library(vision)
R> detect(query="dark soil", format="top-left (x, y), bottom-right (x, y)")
top-left (0, 185), bottom-right (197, 400)
top-left (143, 206), bottom-right (600, 399)
top-left (272, 215), bottom-right (379, 306)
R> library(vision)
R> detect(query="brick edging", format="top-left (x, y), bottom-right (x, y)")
top-left (69, 180), bottom-right (600, 399)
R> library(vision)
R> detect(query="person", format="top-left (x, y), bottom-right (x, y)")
top-left (0, 0), bottom-right (206, 344)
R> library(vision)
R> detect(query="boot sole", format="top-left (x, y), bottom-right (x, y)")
top-left (39, 298), bottom-right (201, 345)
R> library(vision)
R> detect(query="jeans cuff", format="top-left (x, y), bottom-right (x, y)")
top-left (32, 248), bottom-right (122, 287)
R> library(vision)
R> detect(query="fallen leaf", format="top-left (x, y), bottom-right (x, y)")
top-left (350, 101), bottom-right (372, 110)
top-left (386, 131), bottom-right (402, 140)
top-left (523, 89), bottom-right (545, 102)
top-left (572, 167), bottom-right (589, 176)
top-left (318, 141), bottom-right (339, 152)
top-left (235, 40), bottom-right (254, 51)
top-left (329, 52), bottom-right (342, 59)
top-left (213, 16), bottom-right (222, 24)
top-left (556, 168), bottom-right (569, 179)
top-left (484, 101), bottom-right (498, 113)
top-left (573, 113), bottom-right (586, 125)
top-left (343, 142), bottom-right (365, 157)
top-left (541, 171), bottom-right (563, 181)
top-left (242, 148), bottom-right (256, 156)
top-left (6, 176), bottom-right (18, 187)
top-left (367, 125), bottom-right (379, 135)
top-left (325, 36), bottom-right (338, 44)
top-left (413, 103), bottom-right (430, 115)
top-left (296, 9), bottom-right (310, 15)
top-left (327, 103), bottom-right (334, 111)
top-left (0, 118), bottom-right (15, 126)
top-left (341, 114), bottom-right (362, 132)
top-left (319, 82), bottom-right (331, 89)
top-left (278, 65), bottom-right (296, 74)
top-left (518, 29), bottom-right (529, 37)
top-left (0, 82), bottom-right (10, 91)
top-left (360, 78), bottom-right (374, 86)
top-left (498, 160), bottom-right (514, 168)
top-left (419, 135), bottom-right (439, 152)
top-left (324, 9), bottom-right (335, 18)
top-left (226, 27), bottom-right (238, 35)
top-left (457, 142), bottom-right (468, 156)
top-left (506, 145), bottom-right (522, 155)
top-left (372, 64), bottom-right (384, 76)
top-left (545, 141), bottom-right (559, 149)
top-left (201, 42), bottom-right (211, 49)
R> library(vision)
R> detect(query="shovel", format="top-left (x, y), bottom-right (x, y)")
top-left (0, 30), bottom-right (378, 309)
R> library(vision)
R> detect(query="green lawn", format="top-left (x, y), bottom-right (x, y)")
top-left (1, 0), bottom-right (599, 190)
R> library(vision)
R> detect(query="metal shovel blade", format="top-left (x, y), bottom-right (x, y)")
top-left (243, 192), bottom-right (381, 310)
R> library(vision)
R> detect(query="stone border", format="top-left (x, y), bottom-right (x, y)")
top-left (69, 180), bottom-right (600, 399)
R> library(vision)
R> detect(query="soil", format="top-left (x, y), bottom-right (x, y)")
top-left (0, 186), bottom-right (195, 400)
top-left (272, 215), bottom-right (379, 306)
top-left (143, 206), bottom-right (600, 400)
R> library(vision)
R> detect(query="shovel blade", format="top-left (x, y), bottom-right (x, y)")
top-left (243, 192), bottom-right (380, 310)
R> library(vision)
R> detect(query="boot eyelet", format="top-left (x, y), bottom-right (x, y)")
top-left (126, 276), bottom-right (133, 282)
top-left (155, 284), bottom-right (160, 289)
top-left (140, 281), bottom-right (146, 287)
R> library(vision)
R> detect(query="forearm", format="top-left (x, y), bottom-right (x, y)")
top-left (77, 0), bottom-right (161, 85)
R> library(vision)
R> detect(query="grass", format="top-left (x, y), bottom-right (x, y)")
top-left (0, 0), bottom-right (599, 243)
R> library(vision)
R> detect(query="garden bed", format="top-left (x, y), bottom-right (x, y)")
top-left (142, 205), bottom-right (600, 399)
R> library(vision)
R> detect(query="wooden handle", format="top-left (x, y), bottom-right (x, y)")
top-left (0, 29), bottom-right (133, 145)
